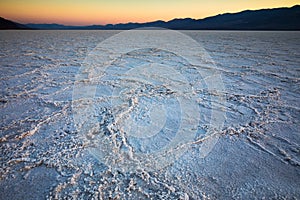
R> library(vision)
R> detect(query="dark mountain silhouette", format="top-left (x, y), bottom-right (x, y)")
top-left (99, 5), bottom-right (300, 30)
top-left (25, 23), bottom-right (73, 30)
top-left (0, 17), bottom-right (31, 30)
top-left (1, 5), bottom-right (299, 30)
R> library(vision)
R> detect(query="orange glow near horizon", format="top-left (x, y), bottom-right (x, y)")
top-left (0, 0), bottom-right (299, 25)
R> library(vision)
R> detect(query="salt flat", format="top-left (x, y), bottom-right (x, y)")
top-left (0, 30), bottom-right (299, 199)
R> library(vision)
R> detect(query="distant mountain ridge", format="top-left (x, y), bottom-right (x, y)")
top-left (0, 17), bottom-right (31, 30)
top-left (1, 5), bottom-right (300, 30)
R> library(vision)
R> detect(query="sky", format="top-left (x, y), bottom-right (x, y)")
top-left (0, 0), bottom-right (299, 25)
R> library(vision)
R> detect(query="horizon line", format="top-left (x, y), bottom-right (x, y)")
top-left (7, 4), bottom-right (299, 27)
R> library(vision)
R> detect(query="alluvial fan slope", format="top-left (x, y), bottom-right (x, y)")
top-left (0, 30), bottom-right (299, 199)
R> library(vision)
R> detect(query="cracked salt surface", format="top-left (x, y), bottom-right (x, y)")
top-left (72, 29), bottom-right (225, 173)
top-left (0, 30), bottom-right (300, 199)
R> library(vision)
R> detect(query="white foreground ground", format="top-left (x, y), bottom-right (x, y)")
top-left (0, 31), bottom-right (299, 199)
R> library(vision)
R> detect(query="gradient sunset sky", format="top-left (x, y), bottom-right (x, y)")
top-left (0, 0), bottom-right (299, 25)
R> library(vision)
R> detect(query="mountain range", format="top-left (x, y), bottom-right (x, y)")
top-left (0, 17), bottom-right (31, 30)
top-left (1, 5), bottom-right (300, 30)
